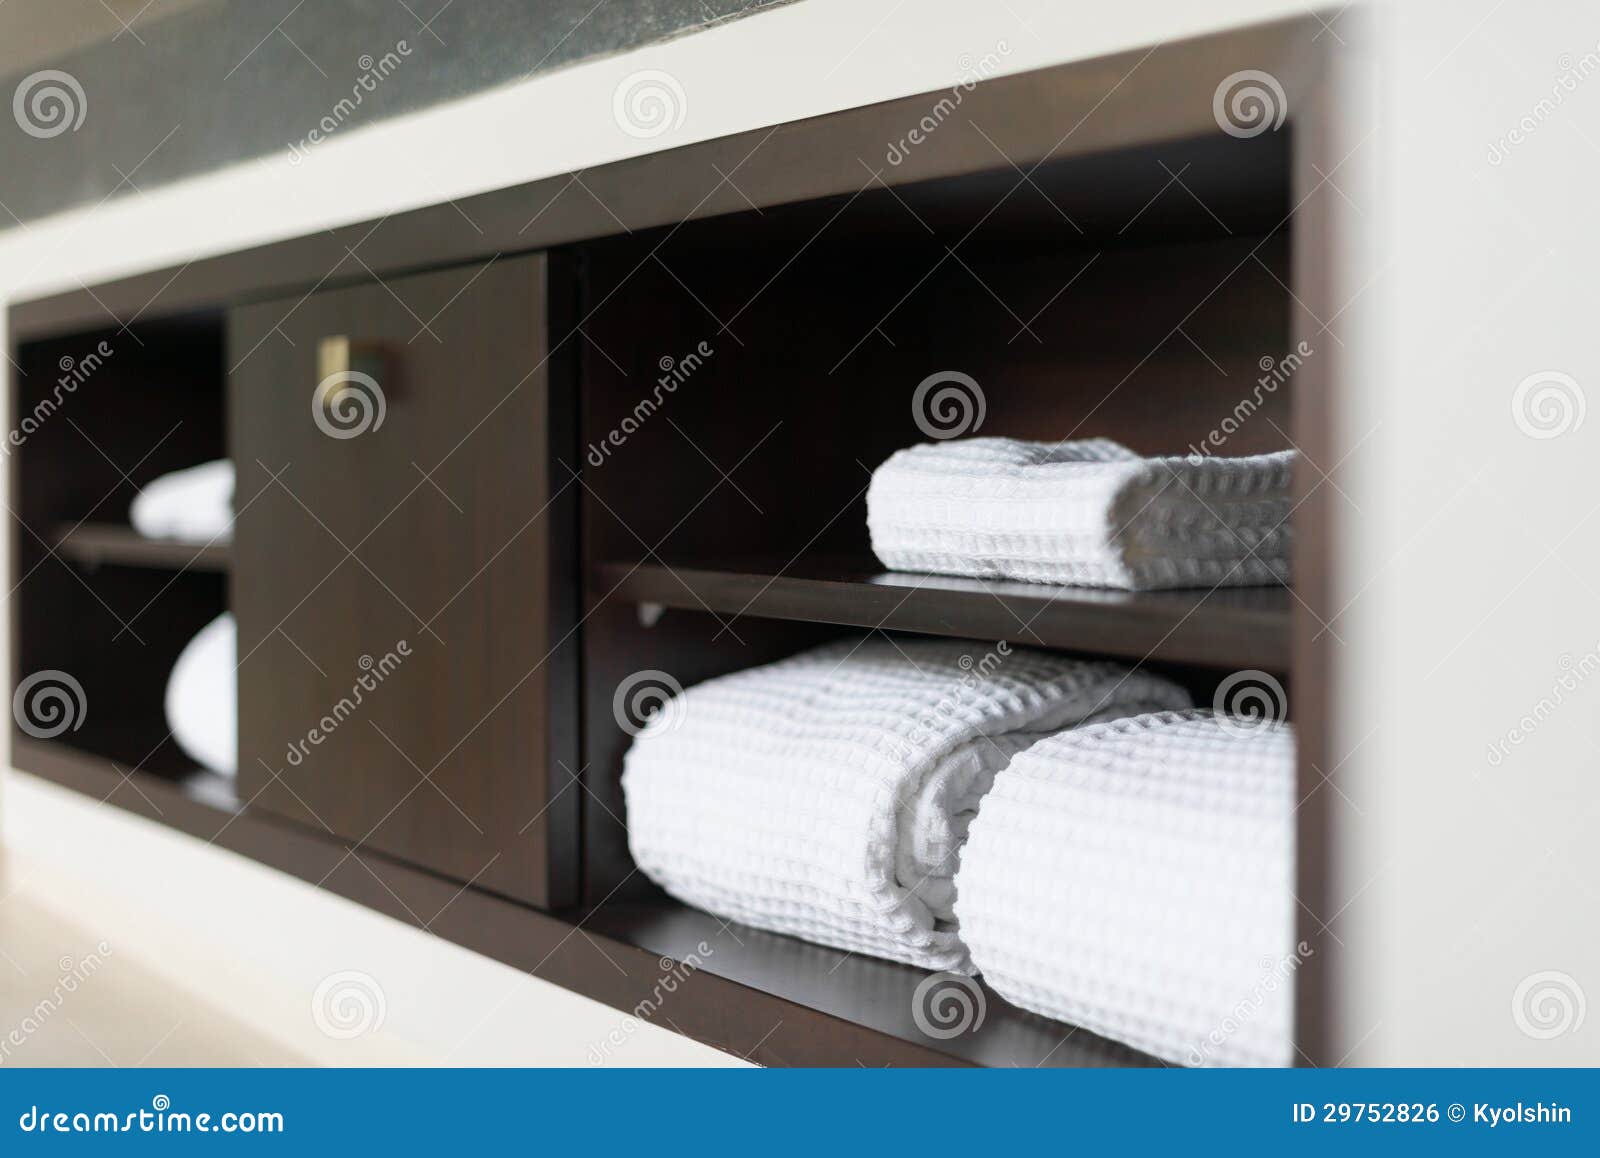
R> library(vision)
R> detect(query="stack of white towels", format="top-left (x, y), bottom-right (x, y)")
top-left (623, 639), bottom-right (1295, 1066)
top-left (132, 460), bottom-right (238, 777)
top-left (866, 437), bottom-right (1295, 589)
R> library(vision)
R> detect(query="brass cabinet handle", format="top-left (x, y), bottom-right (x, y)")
top-left (314, 336), bottom-right (392, 437)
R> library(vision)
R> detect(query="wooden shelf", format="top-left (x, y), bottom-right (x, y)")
top-left (12, 734), bottom-right (1159, 1067)
top-left (12, 735), bottom-right (239, 819)
top-left (53, 523), bottom-right (230, 572)
top-left (594, 556), bottom-right (1291, 672)
top-left (582, 900), bottom-right (1157, 1068)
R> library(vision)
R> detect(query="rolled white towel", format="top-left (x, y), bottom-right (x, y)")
top-left (955, 710), bottom-right (1295, 1066)
top-left (165, 612), bottom-right (237, 777)
top-left (130, 459), bottom-right (234, 542)
top-left (622, 638), bottom-right (1192, 972)
top-left (867, 437), bottom-right (1294, 590)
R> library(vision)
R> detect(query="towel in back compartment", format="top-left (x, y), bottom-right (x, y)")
top-left (621, 638), bottom-right (1192, 972)
top-left (130, 459), bottom-right (235, 542)
top-left (166, 612), bottom-right (237, 777)
top-left (867, 437), bottom-right (1294, 590)
top-left (955, 710), bottom-right (1295, 1065)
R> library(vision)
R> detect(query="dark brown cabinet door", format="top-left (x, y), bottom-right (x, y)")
top-left (227, 255), bottom-right (576, 908)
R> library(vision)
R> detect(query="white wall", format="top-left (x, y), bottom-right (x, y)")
top-left (3, 0), bottom-right (1348, 1065)
top-left (1326, 0), bottom-right (1600, 1064)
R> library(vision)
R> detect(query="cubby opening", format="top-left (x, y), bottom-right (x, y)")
top-left (572, 130), bottom-right (1301, 1062)
top-left (578, 132), bottom-right (1294, 580)
top-left (9, 314), bottom-right (233, 804)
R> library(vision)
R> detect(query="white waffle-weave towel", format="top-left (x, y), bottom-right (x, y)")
top-left (131, 459), bottom-right (235, 542)
top-left (867, 438), bottom-right (1294, 589)
top-left (622, 638), bottom-right (1192, 972)
top-left (955, 710), bottom-right (1295, 1065)
top-left (166, 612), bottom-right (237, 777)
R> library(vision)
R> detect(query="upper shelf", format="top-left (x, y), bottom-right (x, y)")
top-left (53, 522), bottom-right (230, 572)
top-left (593, 556), bottom-right (1291, 672)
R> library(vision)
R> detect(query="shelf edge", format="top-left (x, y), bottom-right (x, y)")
top-left (596, 560), bottom-right (1292, 673)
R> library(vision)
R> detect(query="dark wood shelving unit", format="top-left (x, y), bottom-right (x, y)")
top-left (8, 15), bottom-right (1342, 1067)
top-left (53, 522), bottom-right (230, 572)
top-left (595, 557), bottom-right (1291, 673)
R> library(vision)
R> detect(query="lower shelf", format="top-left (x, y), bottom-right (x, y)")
top-left (12, 734), bottom-right (1159, 1067)
top-left (582, 901), bottom-right (1154, 1068)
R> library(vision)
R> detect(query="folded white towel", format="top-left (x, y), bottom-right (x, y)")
top-left (166, 612), bottom-right (237, 777)
top-left (130, 459), bottom-right (234, 542)
top-left (622, 638), bottom-right (1192, 972)
top-left (867, 438), bottom-right (1294, 590)
top-left (955, 710), bottom-right (1295, 1066)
